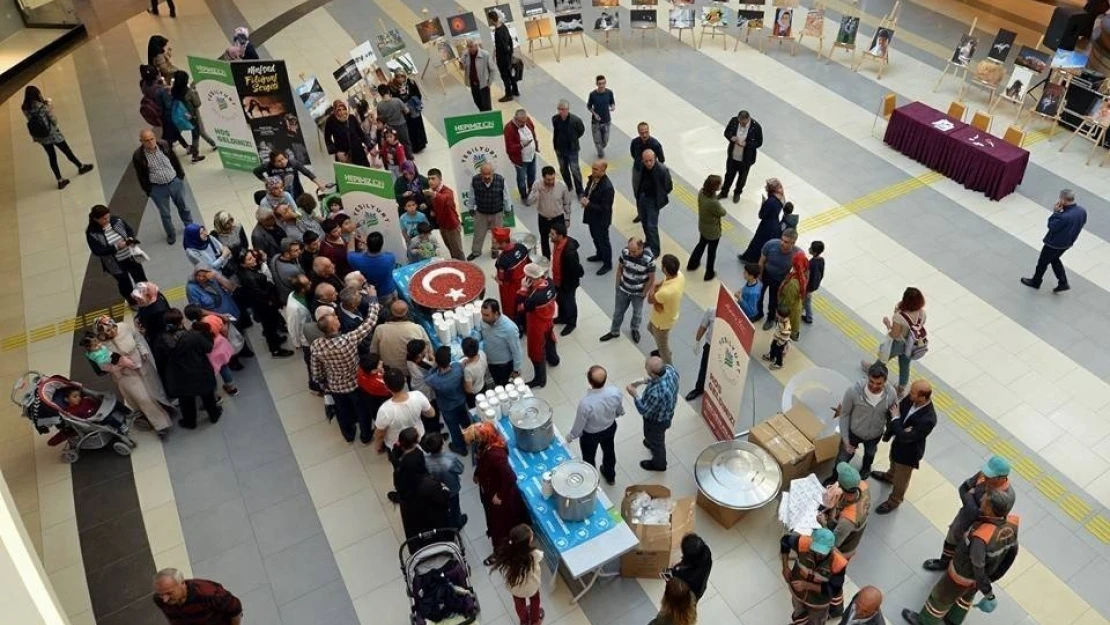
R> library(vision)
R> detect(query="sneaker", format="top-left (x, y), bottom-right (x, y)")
top-left (166, 234), bottom-right (176, 245)
top-left (685, 389), bottom-right (703, 401)
top-left (1053, 283), bottom-right (1070, 293)
top-left (922, 559), bottom-right (948, 572)
top-left (596, 265), bottom-right (612, 276)
top-left (1019, 277), bottom-right (1040, 289)
top-left (223, 384), bottom-right (239, 397)
top-left (762, 318), bottom-right (774, 331)
top-left (77, 164), bottom-right (94, 175)
top-left (631, 330), bottom-right (641, 344)
top-left (599, 332), bottom-right (619, 342)
top-left (57, 178), bottom-right (70, 190)
top-left (769, 363), bottom-right (782, 370)
top-left (466, 252), bottom-right (480, 261)
top-left (761, 353), bottom-right (772, 361)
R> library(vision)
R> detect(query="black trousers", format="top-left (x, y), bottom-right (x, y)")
top-left (556, 284), bottom-right (578, 327)
top-left (1031, 245), bottom-right (1069, 286)
top-left (723, 158), bottom-right (752, 196)
top-left (693, 343), bottom-right (710, 393)
top-left (255, 305), bottom-right (285, 352)
top-left (111, 258), bottom-right (148, 305)
top-left (496, 55), bottom-right (518, 96)
top-left (587, 220), bottom-right (612, 267)
top-left (643, 420), bottom-right (669, 470)
top-left (537, 214), bottom-right (565, 258)
top-left (178, 393), bottom-right (220, 427)
top-left (150, 0), bottom-right (176, 13)
top-left (688, 236), bottom-right (720, 275)
top-left (529, 332), bottom-right (560, 386)
top-left (580, 422), bottom-right (617, 482)
top-left (489, 361), bottom-right (514, 386)
top-left (41, 141), bottom-right (83, 180)
top-left (470, 85), bottom-right (492, 112)
top-left (759, 275), bottom-right (783, 317)
top-left (302, 346), bottom-right (322, 392)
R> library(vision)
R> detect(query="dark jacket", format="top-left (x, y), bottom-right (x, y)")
top-left (551, 112), bottom-right (585, 154)
top-left (837, 593), bottom-right (883, 625)
top-left (251, 223), bottom-right (286, 260)
top-left (740, 195), bottom-right (784, 262)
top-left (86, 216), bottom-right (137, 275)
top-left (723, 117), bottom-right (764, 164)
top-left (493, 23), bottom-right (514, 61)
top-left (132, 140), bottom-right (185, 195)
top-left (155, 327), bottom-right (217, 397)
top-left (807, 256), bottom-right (825, 293)
top-left (630, 136), bottom-right (665, 167)
top-left (884, 396), bottom-right (937, 469)
top-left (669, 554), bottom-right (712, 600)
top-left (582, 174), bottom-right (615, 226)
top-left (236, 265), bottom-right (281, 310)
top-left (553, 237), bottom-right (584, 290)
top-left (1043, 203), bottom-right (1087, 249)
top-left (136, 294), bottom-right (171, 343)
top-left (631, 161), bottom-right (673, 209)
top-left (394, 174), bottom-right (430, 208)
top-left (323, 115), bottom-right (371, 164)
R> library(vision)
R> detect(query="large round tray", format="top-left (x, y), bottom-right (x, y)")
top-left (694, 440), bottom-right (782, 510)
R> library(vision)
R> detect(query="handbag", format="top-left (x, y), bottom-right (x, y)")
top-left (227, 323), bottom-right (246, 354)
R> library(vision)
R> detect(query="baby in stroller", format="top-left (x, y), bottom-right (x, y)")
top-left (61, 387), bottom-right (123, 429)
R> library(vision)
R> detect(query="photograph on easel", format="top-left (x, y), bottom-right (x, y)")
top-left (835, 15), bottom-right (858, 45)
top-left (525, 17), bottom-right (555, 38)
top-left (1036, 83), bottom-right (1065, 116)
top-left (553, 0), bottom-right (582, 12)
top-left (702, 6), bottom-right (729, 27)
top-left (986, 29), bottom-right (1016, 63)
top-left (522, 1), bottom-right (547, 17)
top-left (633, 0), bottom-right (660, 5)
top-left (950, 34), bottom-right (976, 67)
top-left (972, 59), bottom-right (1005, 86)
top-left (802, 8), bottom-right (824, 37)
top-left (386, 53), bottom-right (417, 75)
top-left (1051, 47), bottom-right (1090, 69)
top-left (1000, 65), bottom-right (1035, 102)
top-left (593, 0), bottom-right (619, 6)
top-left (486, 3), bottom-right (514, 21)
top-left (737, 7), bottom-right (764, 29)
top-left (448, 12), bottom-right (480, 36)
top-left (416, 17), bottom-right (446, 43)
top-left (556, 12), bottom-right (585, 32)
top-left (376, 29), bottom-right (406, 57)
top-left (434, 39), bottom-right (457, 63)
top-left (868, 27), bottom-right (893, 58)
top-left (594, 10), bottom-right (620, 30)
top-left (630, 9), bottom-right (657, 28)
top-left (1089, 98), bottom-right (1110, 126)
top-left (1014, 45), bottom-right (1049, 72)
top-left (772, 7), bottom-right (792, 37)
top-left (669, 7), bottom-right (695, 28)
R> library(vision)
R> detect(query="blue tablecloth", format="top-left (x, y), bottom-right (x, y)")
top-left (393, 260), bottom-right (479, 358)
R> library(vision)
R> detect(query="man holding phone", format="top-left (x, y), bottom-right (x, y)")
top-left (1021, 188), bottom-right (1087, 293)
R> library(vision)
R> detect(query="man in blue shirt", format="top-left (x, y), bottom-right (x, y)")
top-left (587, 75), bottom-right (616, 159)
top-left (627, 356), bottom-right (679, 471)
top-left (479, 298), bottom-right (524, 385)
top-left (424, 346), bottom-right (470, 455)
top-left (347, 231), bottom-right (397, 303)
top-left (1021, 188), bottom-right (1088, 293)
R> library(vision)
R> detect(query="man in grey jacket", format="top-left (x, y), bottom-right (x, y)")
top-left (460, 38), bottom-right (497, 112)
top-left (831, 362), bottom-right (899, 481)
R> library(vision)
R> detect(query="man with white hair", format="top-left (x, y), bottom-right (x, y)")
top-left (504, 109), bottom-right (538, 199)
top-left (338, 286), bottom-right (367, 333)
top-left (552, 99), bottom-right (586, 196)
top-left (460, 37), bottom-right (496, 111)
top-left (152, 567), bottom-right (243, 624)
top-left (521, 262), bottom-right (560, 388)
top-left (133, 128), bottom-right (194, 244)
top-left (311, 299), bottom-right (381, 443)
top-left (626, 355), bottom-right (679, 471)
top-left (1021, 188), bottom-right (1088, 293)
top-left (468, 162), bottom-right (512, 260)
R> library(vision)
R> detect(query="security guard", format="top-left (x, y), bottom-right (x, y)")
top-left (902, 489), bottom-right (1020, 625)
top-left (780, 528), bottom-right (848, 625)
top-left (821, 462), bottom-right (872, 617)
top-left (923, 455), bottom-right (1014, 571)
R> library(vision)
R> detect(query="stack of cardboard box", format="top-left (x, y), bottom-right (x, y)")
top-left (748, 404), bottom-right (840, 486)
top-left (618, 485), bottom-right (695, 578)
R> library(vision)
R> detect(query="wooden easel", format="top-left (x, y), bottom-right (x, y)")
top-left (525, 15), bottom-right (558, 61)
top-left (959, 59), bottom-right (1004, 106)
top-left (852, 1), bottom-right (899, 78)
top-left (989, 36), bottom-right (1044, 114)
top-left (418, 38), bottom-right (453, 94)
top-left (558, 30), bottom-right (589, 59)
top-left (1017, 71), bottom-right (1073, 141)
top-left (698, 11), bottom-right (728, 50)
top-left (1059, 98), bottom-right (1110, 164)
top-left (826, 0), bottom-right (859, 62)
top-left (934, 17), bottom-right (977, 92)
top-left (734, 2), bottom-right (766, 53)
top-left (631, 5), bottom-right (660, 49)
top-left (594, 27), bottom-right (624, 55)
top-left (765, 0), bottom-right (798, 55)
top-left (668, 6), bottom-right (695, 45)
top-left (796, 1), bottom-right (826, 58)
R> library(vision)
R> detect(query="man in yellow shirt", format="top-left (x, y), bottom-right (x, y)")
top-left (648, 254), bottom-right (685, 364)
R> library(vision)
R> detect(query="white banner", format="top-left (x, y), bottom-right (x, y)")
top-left (334, 163), bottom-right (408, 262)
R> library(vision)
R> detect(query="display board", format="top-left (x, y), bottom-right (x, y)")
top-left (333, 163), bottom-right (408, 261)
top-left (230, 60), bottom-right (312, 165)
top-left (701, 286), bottom-right (755, 441)
top-left (443, 111), bottom-right (517, 227)
top-left (186, 56), bottom-right (260, 171)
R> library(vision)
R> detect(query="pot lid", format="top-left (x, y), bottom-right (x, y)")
top-left (550, 460), bottom-right (599, 499)
top-left (511, 397), bottom-right (553, 429)
top-left (694, 440), bottom-right (781, 510)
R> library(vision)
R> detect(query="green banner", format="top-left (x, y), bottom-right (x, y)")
top-left (186, 56), bottom-right (260, 171)
top-left (333, 163), bottom-right (407, 261)
top-left (444, 111), bottom-right (515, 230)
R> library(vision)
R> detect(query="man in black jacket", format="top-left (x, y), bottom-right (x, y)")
top-left (552, 99), bottom-right (586, 196)
top-left (872, 379), bottom-right (936, 514)
top-left (488, 11), bottom-right (519, 102)
top-left (133, 128), bottom-right (193, 244)
top-left (721, 110), bottom-right (764, 203)
top-left (632, 149), bottom-right (672, 257)
top-left (581, 160), bottom-right (615, 274)
top-left (549, 222), bottom-right (584, 335)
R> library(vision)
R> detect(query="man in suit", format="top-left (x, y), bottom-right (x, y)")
top-left (871, 379), bottom-right (936, 514)
top-left (460, 38), bottom-right (497, 111)
top-left (838, 586), bottom-right (883, 625)
top-left (721, 110), bottom-right (764, 203)
top-left (581, 159), bottom-right (615, 274)
top-left (488, 10), bottom-right (519, 102)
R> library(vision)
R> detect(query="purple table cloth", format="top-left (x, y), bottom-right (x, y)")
top-left (883, 102), bottom-right (967, 171)
top-left (944, 126), bottom-right (1030, 201)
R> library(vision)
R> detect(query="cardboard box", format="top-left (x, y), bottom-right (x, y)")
top-left (783, 403), bottom-right (841, 463)
top-left (749, 415), bottom-right (814, 485)
top-left (619, 485), bottom-right (696, 578)
top-left (696, 491), bottom-right (750, 529)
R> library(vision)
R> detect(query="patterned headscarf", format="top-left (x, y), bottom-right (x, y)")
top-left (213, 211), bottom-right (236, 234)
top-left (780, 250), bottom-right (809, 297)
top-left (93, 315), bottom-right (118, 341)
top-left (465, 421), bottom-right (506, 451)
top-left (131, 282), bottom-right (161, 307)
top-left (265, 176), bottom-right (284, 193)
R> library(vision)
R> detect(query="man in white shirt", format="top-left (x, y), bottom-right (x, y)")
top-left (685, 307), bottom-right (715, 401)
top-left (567, 365), bottom-right (624, 484)
top-left (527, 166), bottom-right (574, 258)
top-left (504, 109), bottom-right (538, 200)
top-left (282, 274), bottom-right (320, 393)
top-left (375, 368), bottom-right (435, 502)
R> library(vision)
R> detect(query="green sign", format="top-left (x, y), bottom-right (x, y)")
top-left (186, 56), bottom-right (260, 171)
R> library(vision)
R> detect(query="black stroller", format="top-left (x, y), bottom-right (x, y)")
top-left (399, 528), bottom-right (481, 625)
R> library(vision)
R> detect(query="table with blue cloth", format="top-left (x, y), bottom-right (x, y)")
top-left (393, 260), bottom-right (479, 359)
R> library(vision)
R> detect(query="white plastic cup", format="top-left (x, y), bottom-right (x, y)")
top-left (483, 408), bottom-right (498, 421)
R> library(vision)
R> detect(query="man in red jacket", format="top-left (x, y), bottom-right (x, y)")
top-left (425, 168), bottom-right (465, 260)
top-left (493, 227), bottom-right (530, 325)
top-left (503, 108), bottom-right (538, 200)
top-left (519, 263), bottom-right (560, 388)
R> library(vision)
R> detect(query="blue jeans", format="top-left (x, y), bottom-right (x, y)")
top-left (514, 159), bottom-right (536, 200)
top-left (803, 292), bottom-right (813, 319)
top-left (219, 365), bottom-right (233, 384)
top-left (148, 178), bottom-right (193, 238)
top-left (610, 287), bottom-right (644, 334)
top-left (637, 194), bottom-right (661, 257)
top-left (592, 121), bottom-right (610, 156)
top-left (556, 150), bottom-right (583, 196)
top-left (886, 339), bottom-right (912, 387)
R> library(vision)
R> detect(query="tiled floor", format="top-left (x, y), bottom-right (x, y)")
top-left (4, 0), bottom-right (1110, 624)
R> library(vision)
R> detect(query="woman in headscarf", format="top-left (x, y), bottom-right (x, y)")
top-left (738, 178), bottom-right (786, 263)
top-left (132, 282), bottom-right (171, 344)
top-left (259, 175), bottom-right (298, 213)
top-left (94, 316), bottom-right (176, 436)
top-left (139, 63), bottom-right (187, 154)
top-left (396, 437), bottom-right (451, 541)
top-left (323, 99), bottom-right (371, 166)
top-left (186, 264), bottom-right (240, 319)
top-left (354, 99), bottom-right (383, 167)
top-left (182, 224), bottom-right (231, 272)
top-left (212, 212), bottom-right (250, 273)
top-left (777, 250), bottom-right (808, 341)
top-left (172, 70), bottom-right (213, 162)
top-left (389, 71), bottom-right (428, 153)
top-left (392, 160), bottom-right (431, 223)
top-left (464, 422), bottom-right (530, 563)
top-left (153, 308), bottom-right (221, 429)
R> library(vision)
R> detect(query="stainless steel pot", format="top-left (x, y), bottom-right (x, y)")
top-left (550, 460), bottom-right (599, 522)
top-left (694, 440), bottom-right (782, 511)
top-left (510, 397), bottom-right (554, 452)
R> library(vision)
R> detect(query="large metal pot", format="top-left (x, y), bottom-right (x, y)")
top-left (510, 396), bottom-right (554, 452)
top-left (550, 460), bottom-right (599, 522)
top-left (694, 440), bottom-right (781, 511)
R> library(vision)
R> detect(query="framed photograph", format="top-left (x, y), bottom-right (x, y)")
top-left (1035, 83), bottom-right (1064, 117)
top-left (416, 18), bottom-right (446, 44)
top-left (333, 60), bottom-right (362, 92)
top-left (1014, 46), bottom-right (1050, 72)
top-left (522, 1), bottom-right (547, 16)
top-left (525, 16), bottom-right (555, 38)
top-left (375, 29), bottom-right (406, 57)
top-left (594, 10), bottom-right (620, 30)
top-left (485, 3), bottom-right (514, 22)
top-left (1050, 47), bottom-right (1090, 69)
top-left (1089, 97), bottom-right (1110, 126)
top-left (386, 53), bottom-right (417, 75)
top-left (1000, 65), bottom-right (1035, 102)
top-left (950, 34), bottom-right (976, 67)
top-left (633, 0), bottom-right (659, 5)
top-left (835, 15), bottom-right (858, 45)
top-left (555, 12), bottom-right (585, 33)
top-left (447, 12), bottom-right (480, 36)
top-left (669, 7), bottom-right (695, 28)
top-left (772, 7), bottom-right (792, 37)
top-left (972, 59), bottom-right (1004, 86)
top-left (868, 27), bottom-right (893, 58)
top-left (593, 0), bottom-right (619, 6)
top-left (295, 77), bottom-right (328, 120)
top-left (802, 8), bottom-right (824, 37)
top-left (987, 29), bottom-right (1016, 62)
top-left (553, 0), bottom-right (582, 12)
top-left (702, 6), bottom-right (729, 27)
top-left (434, 39), bottom-right (457, 63)
top-left (630, 9), bottom-right (657, 28)
top-left (737, 8), bottom-right (764, 29)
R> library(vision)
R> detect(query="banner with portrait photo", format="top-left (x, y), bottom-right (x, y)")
top-left (186, 56), bottom-right (260, 171)
top-left (444, 111), bottom-right (516, 233)
top-left (702, 285), bottom-right (755, 441)
top-left (230, 59), bottom-right (312, 165)
top-left (334, 162), bottom-right (407, 262)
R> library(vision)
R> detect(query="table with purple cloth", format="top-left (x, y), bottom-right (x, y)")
top-left (883, 101), bottom-right (967, 170)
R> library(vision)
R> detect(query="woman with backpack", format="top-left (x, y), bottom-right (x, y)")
top-left (863, 286), bottom-right (926, 397)
top-left (171, 71), bottom-right (206, 163)
top-left (140, 65), bottom-right (190, 155)
top-left (22, 86), bottom-right (94, 189)
top-left (147, 35), bottom-right (180, 82)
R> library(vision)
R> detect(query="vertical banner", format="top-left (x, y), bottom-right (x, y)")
top-left (334, 163), bottom-right (408, 262)
top-left (702, 285), bottom-right (755, 441)
top-left (186, 56), bottom-right (260, 171)
top-left (443, 111), bottom-right (516, 233)
top-left (230, 60), bottom-right (312, 165)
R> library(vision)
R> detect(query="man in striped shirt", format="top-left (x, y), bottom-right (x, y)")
top-left (153, 568), bottom-right (242, 625)
top-left (600, 237), bottom-right (655, 344)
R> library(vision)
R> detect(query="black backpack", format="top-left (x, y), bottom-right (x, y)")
top-left (27, 110), bottom-right (51, 140)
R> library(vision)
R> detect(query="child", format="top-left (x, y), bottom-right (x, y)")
top-left (735, 263), bottom-right (763, 320)
top-left (422, 431), bottom-right (467, 529)
top-left (762, 305), bottom-right (792, 370)
top-left (780, 201), bottom-right (798, 232)
top-left (357, 354), bottom-right (392, 439)
top-left (193, 320), bottom-right (239, 396)
top-left (381, 129), bottom-right (410, 176)
top-left (461, 336), bottom-right (488, 408)
top-left (666, 533), bottom-right (713, 601)
top-left (406, 339), bottom-right (440, 434)
top-left (490, 524), bottom-right (544, 625)
top-left (399, 197), bottom-right (430, 243)
top-left (407, 221), bottom-right (439, 262)
top-left (803, 241), bottom-right (825, 324)
top-left (63, 387), bottom-right (100, 420)
top-left (79, 333), bottom-right (136, 373)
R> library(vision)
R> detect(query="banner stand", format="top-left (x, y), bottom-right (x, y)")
top-left (701, 286), bottom-right (756, 441)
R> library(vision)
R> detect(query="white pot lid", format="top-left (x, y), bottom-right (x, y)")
top-left (550, 459), bottom-right (599, 499)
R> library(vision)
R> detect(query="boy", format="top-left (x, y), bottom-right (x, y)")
top-left (803, 240), bottom-right (825, 324)
top-left (422, 432), bottom-right (468, 529)
top-left (461, 336), bottom-right (488, 408)
top-left (399, 197), bottom-right (429, 244)
top-left (762, 305), bottom-right (791, 370)
top-left (407, 221), bottom-right (440, 262)
top-left (735, 263), bottom-right (763, 320)
top-left (63, 387), bottom-right (124, 429)
top-left (357, 354), bottom-right (391, 435)
top-left (780, 201), bottom-right (798, 232)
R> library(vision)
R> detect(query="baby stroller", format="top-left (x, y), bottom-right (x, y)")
top-left (400, 528), bottom-right (481, 625)
top-left (11, 372), bottom-right (138, 464)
